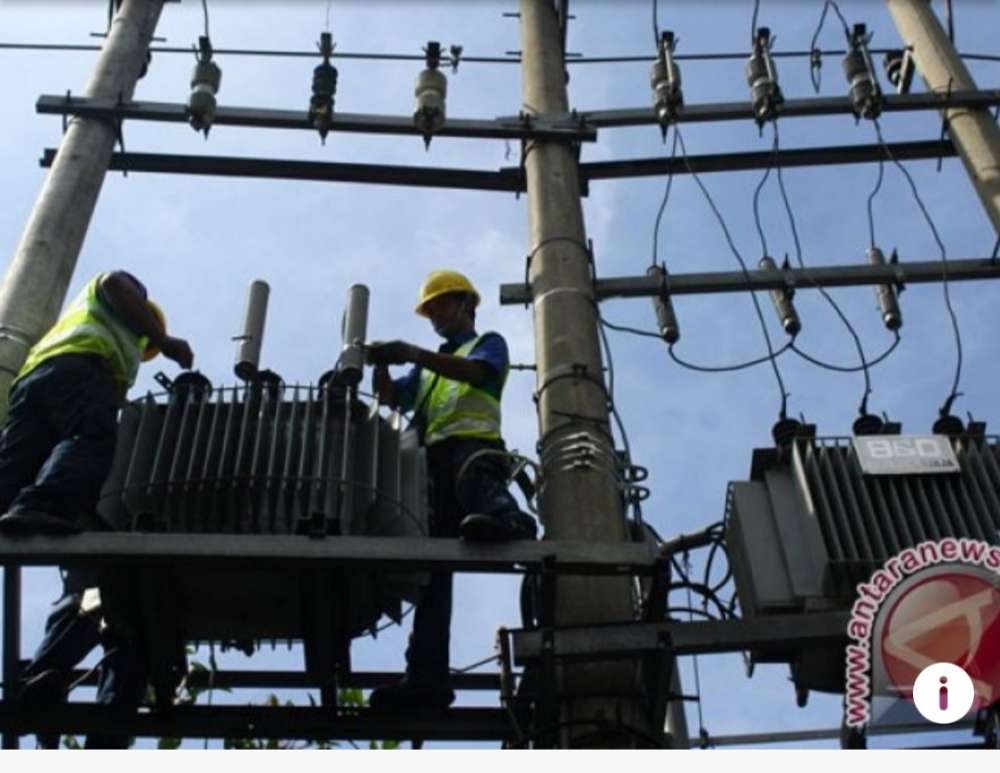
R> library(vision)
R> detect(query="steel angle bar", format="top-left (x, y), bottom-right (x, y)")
top-left (0, 704), bottom-right (515, 743)
top-left (582, 89), bottom-right (1000, 128)
top-left (35, 95), bottom-right (596, 142)
top-left (40, 149), bottom-right (523, 193)
top-left (0, 533), bottom-right (657, 575)
top-left (706, 719), bottom-right (977, 747)
top-left (571, 139), bottom-right (957, 182)
top-left (500, 257), bottom-right (1000, 305)
top-left (2, 565), bottom-right (21, 749)
top-left (509, 611), bottom-right (850, 664)
top-left (49, 666), bottom-right (503, 692)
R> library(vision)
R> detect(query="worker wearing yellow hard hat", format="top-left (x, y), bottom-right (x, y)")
top-left (367, 269), bottom-right (537, 711)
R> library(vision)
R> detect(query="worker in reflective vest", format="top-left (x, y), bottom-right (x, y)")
top-left (0, 270), bottom-right (193, 534)
top-left (0, 270), bottom-right (193, 748)
top-left (368, 269), bottom-right (537, 711)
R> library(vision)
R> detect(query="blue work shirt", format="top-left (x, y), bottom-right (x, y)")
top-left (391, 329), bottom-right (509, 414)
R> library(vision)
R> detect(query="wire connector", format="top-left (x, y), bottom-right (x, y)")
top-left (309, 31), bottom-right (338, 145)
top-left (759, 255), bottom-right (801, 336)
top-left (650, 31), bottom-right (683, 139)
top-left (746, 27), bottom-right (783, 128)
top-left (843, 23), bottom-right (882, 121)
top-left (188, 35), bottom-right (221, 137)
top-left (867, 246), bottom-right (902, 331)
top-left (414, 41), bottom-right (448, 150)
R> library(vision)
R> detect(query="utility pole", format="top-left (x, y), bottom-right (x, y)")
top-left (519, 0), bottom-right (650, 747)
top-left (886, 0), bottom-right (1000, 234)
top-left (0, 0), bottom-right (165, 418)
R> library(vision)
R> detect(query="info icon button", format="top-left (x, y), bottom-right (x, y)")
top-left (911, 663), bottom-right (975, 724)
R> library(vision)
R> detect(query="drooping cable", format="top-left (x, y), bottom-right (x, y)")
top-left (652, 0), bottom-right (660, 46)
top-left (772, 121), bottom-right (883, 415)
top-left (595, 306), bottom-right (645, 526)
top-left (674, 125), bottom-right (790, 417)
top-left (793, 332), bottom-right (900, 373)
top-left (873, 118), bottom-right (964, 416)
top-left (651, 128), bottom-right (680, 268)
top-left (750, 0), bottom-right (761, 40)
top-left (808, 1), bottom-right (851, 92)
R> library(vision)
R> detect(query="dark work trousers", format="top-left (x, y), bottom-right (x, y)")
top-left (0, 354), bottom-right (143, 747)
top-left (20, 569), bottom-right (148, 749)
top-left (405, 437), bottom-right (522, 679)
top-left (0, 353), bottom-right (119, 522)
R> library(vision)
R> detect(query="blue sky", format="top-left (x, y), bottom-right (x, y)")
top-left (0, 0), bottom-right (998, 750)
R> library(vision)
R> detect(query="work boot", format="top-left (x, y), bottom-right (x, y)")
top-left (368, 674), bottom-right (455, 712)
top-left (459, 510), bottom-right (537, 543)
top-left (0, 510), bottom-right (79, 536)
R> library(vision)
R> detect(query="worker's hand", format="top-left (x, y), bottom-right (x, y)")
top-left (366, 340), bottom-right (419, 366)
top-left (160, 336), bottom-right (194, 370)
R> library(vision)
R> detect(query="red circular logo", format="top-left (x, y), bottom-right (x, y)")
top-left (880, 571), bottom-right (1000, 710)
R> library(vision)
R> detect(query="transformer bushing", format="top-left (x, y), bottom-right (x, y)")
top-left (414, 41), bottom-right (447, 150)
top-left (758, 255), bottom-right (801, 336)
top-left (650, 31), bottom-right (683, 138)
top-left (746, 27), bottom-right (783, 127)
top-left (188, 36), bottom-right (221, 136)
top-left (867, 247), bottom-right (903, 330)
top-left (234, 280), bottom-right (270, 381)
top-left (843, 24), bottom-right (882, 120)
top-left (310, 32), bottom-right (338, 144)
top-left (336, 284), bottom-right (370, 386)
top-left (647, 264), bottom-right (680, 344)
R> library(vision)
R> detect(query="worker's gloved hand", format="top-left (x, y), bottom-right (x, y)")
top-left (160, 336), bottom-right (194, 370)
top-left (366, 340), bottom-right (419, 366)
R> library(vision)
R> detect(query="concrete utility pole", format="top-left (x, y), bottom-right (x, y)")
top-left (0, 0), bottom-right (165, 417)
top-left (887, 0), bottom-right (1000, 235)
top-left (519, 0), bottom-right (650, 747)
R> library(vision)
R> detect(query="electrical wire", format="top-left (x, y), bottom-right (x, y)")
top-left (867, 154), bottom-right (885, 249)
top-left (651, 128), bottom-right (680, 268)
top-left (450, 653), bottom-right (501, 675)
top-left (873, 118), bottom-right (964, 416)
top-left (792, 332), bottom-right (900, 373)
top-left (750, 0), bottom-right (760, 41)
top-left (0, 40), bottom-right (919, 64)
top-left (594, 306), bottom-right (644, 526)
top-left (667, 339), bottom-right (794, 373)
top-left (201, 0), bottom-right (210, 40)
top-left (751, 134), bottom-right (775, 259)
top-left (674, 125), bottom-right (791, 417)
top-left (652, 0), bottom-right (660, 46)
top-left (772, 121), bottom-right (881, 416)
top-left (808, 1), bottom-right (851, 92)
top-left (325, 0), bottom-right (333, 34)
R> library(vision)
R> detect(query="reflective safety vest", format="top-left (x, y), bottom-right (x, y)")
top-left (414, 333), bottom-right (507, 446)
top-left (17, 274), bottom-right (148, 391)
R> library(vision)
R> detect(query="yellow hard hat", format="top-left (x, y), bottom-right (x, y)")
top-left (142, 300), bottom-right (167, 362)
top-left (415, 270), bottom-right (480, 316)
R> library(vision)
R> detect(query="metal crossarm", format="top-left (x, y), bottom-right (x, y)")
top-left (0, 533), bottom-right (658, 575)
top-left (500, 257), bottom-right (1000, 305)
top-left (0, 704), bottom-right (517, 743)
top-left (36, 95), bottom-right (597, 143)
